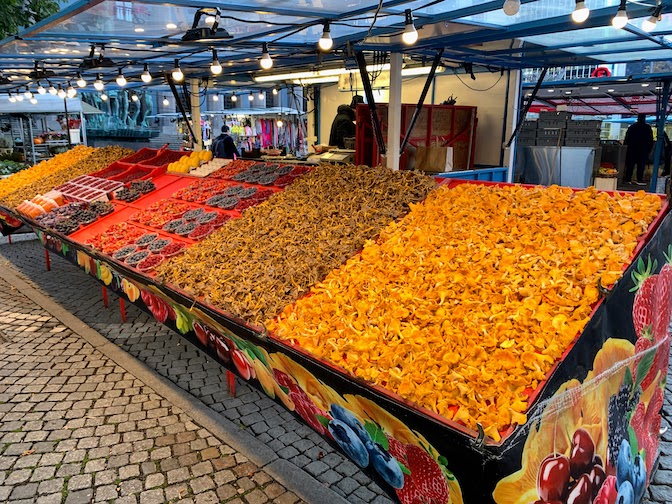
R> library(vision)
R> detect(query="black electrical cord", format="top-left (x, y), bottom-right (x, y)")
top-left (451, 67), bottom-right (504, 92)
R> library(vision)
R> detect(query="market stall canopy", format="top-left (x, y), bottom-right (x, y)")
top-left (1, 0), bottom-right (672, 93)
top-left (0, 94), bottom-right (103, 115)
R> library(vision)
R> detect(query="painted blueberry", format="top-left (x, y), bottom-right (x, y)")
top-left (328, 419), bottom-right (369, 468)
top-left (616, 439), bottom-right (632, 489)
top-left (330, 404), bottom-right (371, 444)
top-left (616, 480), bottom-right (635, 504)
top-left (631, 454), bottom-right (646, 503)
top-left (366, 441), bottom-right (404, 489)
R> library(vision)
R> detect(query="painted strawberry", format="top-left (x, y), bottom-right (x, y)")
top-left (653, 245), bottom-right (672, 341)
top-left (631, 256), bottom-right (658, 338)
top-left (386, 435), bottom-right (408, 464)
top-left (395, 444), bottom-right (449, 504)
top-left (635, 326), bottom-right (670, 392)
top-left (630, 386), bottom-right (664, 482)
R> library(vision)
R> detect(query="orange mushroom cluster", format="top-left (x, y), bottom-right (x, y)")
top-left (269, 184), bottom-right (662, 441)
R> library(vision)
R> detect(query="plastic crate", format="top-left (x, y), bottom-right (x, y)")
top-left (536, 138), bottom-right (563, 146)
top-left (537, 128), bottom-right (564, 138)
top-left (539, 111), bottom-right (571, 121)
top-left (135, 164), bottom-right (168, 180)
top-left (118, 148), bottom-right (160, 164)
top-left (143, 150), bottom-right (186, 166)
top-left (110, 166), bottom-right (154, 184)
top-left (564, 138), bottom-right (600, 147)
top-left (517, 138), bottom-right (536, 146)
top-left (567, 120), bottom-right (602, 131)
top-left (435, 167), bottom-right (507, 182)
top-left (91, 162), bottom-right (135, 179)
top-left (565, 129), bottom-right (601, 139)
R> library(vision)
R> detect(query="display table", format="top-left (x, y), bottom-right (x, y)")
top-left (0, 155), bottom-right (670, 503)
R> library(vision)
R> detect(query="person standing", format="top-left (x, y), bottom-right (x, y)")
top-left (328, 104), bottom-right (356, 148)
top-left (624, 113), bottom-right (654, 185)
top-left (212, 125), bottom-right (239, 159)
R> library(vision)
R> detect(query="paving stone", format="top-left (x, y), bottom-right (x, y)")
top-left (189, 475), bottom-right (215, 494)
top-left (94, 484), bottom-right (119, 502)
top-left (9, 482), bottom-right (39, 500)
top-left (139, 488), bottom-right (165, 504)
top-left (65, 489), bottom-right (95, 504)
top-left (37, 477), bottom-right (64, 495)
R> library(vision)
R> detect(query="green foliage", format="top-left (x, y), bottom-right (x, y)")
top-left (0, 0), bottom-right (62, 39)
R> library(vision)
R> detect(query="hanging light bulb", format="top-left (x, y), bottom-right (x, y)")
top-left (502, 0), bottom-right (521, 16)
top-left (116, 68), bottom-right (127, 87)
top-left (141, 63), bottom-right (152, 83)
top-left (642, 4), bottom-right (663, 32)
top-left (48, 82), bottom-right (57, 95)
top-left (213, 93), bottom-right (219, 102)
top-left (76, 73), bottom-right (86, 88)
top-left (131, 93), bottom-right (139, 102)
top-left (260, 43), bottom-right (273, 70)
top-left (101, 92), bottom-right (108, 101)
top-left (163, 96), bottom-right (169, 106)
top-left (402, 9), bottom-right (418, 45)
top-left (612, 0), bottom-right (628, 28)
top-left (172, 59), bottom-right (184, 82)
top-left (8, 93), bottom-right (16, 103)
top-left (248, 92), bottom-right (254, 101)
top-left (571, 0), bottom-right (590, 23)
top-left (272, 86), bottom-right (279, 96)
top-left (15, 92), bottom-right (23, 102)
top-left (205, 14), bottom-right (216, 26)
top-left (276, 119), bottom-right (283, 128)
top-left (231, 92), bottom-right (237, 102)
top-left (94, 74), bottom-right (104, 91)
top-left (258, 91), bottom-right (264, 100)
top-left (67, 82), bottom-right (77, 98)
top-left (24, 87), bottom-right (33, 99)
top-left (57, 85), bottom-right (66, 99)
top-left (37, 82), bottom-right (46, 95)
top-left (210, 49), bottom-right (222, 75)
top-left (30, 97), bottom-right (38, 104)
top-left (318, 20), bottom-right (333, 52)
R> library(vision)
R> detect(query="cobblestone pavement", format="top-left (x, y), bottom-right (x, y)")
top-left (5, 237), bottom-right (672, 503)
top-left (0, 272), bottom-right (308, 504)
top-left (0, 237), bottom-right (393, 504)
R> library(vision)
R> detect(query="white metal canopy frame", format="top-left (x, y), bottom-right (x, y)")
top-left (0, 0), bottom-right (671, 98)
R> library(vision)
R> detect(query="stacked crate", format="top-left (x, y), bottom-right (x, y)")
top-left (518, 120), bottom-right (537, 146)
top-left (564, 120), bottom-right (602, 147)
top-left (536, 111), bottom-right (569, 147)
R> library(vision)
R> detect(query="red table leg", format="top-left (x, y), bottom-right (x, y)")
top-left (226, 370), bottom-right (236, 397)
top-left (102, 286), bottom-right (108, 309)
top-left (44, 249), bottom-right (50, 271)
top-left (119, 298), bottom-right (126, 323)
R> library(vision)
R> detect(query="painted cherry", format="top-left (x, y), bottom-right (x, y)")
top-left (589, 464), bottom-right (606, 499)
top-left (231, 349), bottom-right (252, 380)
top-left (570, 428), bottom-right (595, 479)
top-left (566, 474), bottom-right (592, 504)
top-left (193, 322), bottom-right (209, 347)
top-left (537, 454), bottom-right (571, 501)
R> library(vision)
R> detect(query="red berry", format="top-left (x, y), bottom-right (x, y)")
top-left (537, 454), bottom-right (570, 502)
top-left (570, 428), bottom-right (595, 479)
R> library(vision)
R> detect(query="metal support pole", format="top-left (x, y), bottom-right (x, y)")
top-left (387, 53), bottom-right (403, 170)
top-left (64, 98), bottom-right (72, 149)
top-left (650, 79), bottom-right (670, 193)
top-left (505, 67), bottom-right (547, 148)
top-left (354, 51), bottom-right (386, 156)
top-left (167, 75), bottom-right (198, 145)
top-left (400, 49), bottom-right (445, 154)
top-left (190, 78), bottom-right (203, 151)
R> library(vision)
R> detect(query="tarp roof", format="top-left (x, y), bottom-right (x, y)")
top-left (0, 94), bottom-right (103, 114)
top-left (1, 0), bottom-right (672, 94)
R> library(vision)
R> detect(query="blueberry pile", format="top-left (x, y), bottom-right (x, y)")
top-left (238, 187), bottom-right (257, 199)
top-left (615, 439), bottom-right (646, 504)
top-left (163, 219), bottom-right (185, 232)
top-left (113, 245), bottom-right (138, 261)
top-left (135, 233), bottom-right (158, 247)
top-left (197, 212), bottom-right (218, 224)
top-left (126, 250), bottom-right (150, 266)
top-left (230, 163), bottom-right (290, 184)
top-left (175, 221), bottom-right (198, 236)
top-left (115, 180), bottom-right (155, 202)
top-left (183, 208), bottom-right (204, 221)
top-left (217, 196), bottom-right (239, 210)
top-left (147, 238), bottom-right (171, 253)
top-left (35, 201), bottom-right (115, 234)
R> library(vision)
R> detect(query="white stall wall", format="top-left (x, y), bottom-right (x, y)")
top-left (318, 70), bottom-right (519, 167)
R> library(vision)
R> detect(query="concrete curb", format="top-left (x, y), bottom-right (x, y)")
top-left (0, 259), bottom-right (351, 504)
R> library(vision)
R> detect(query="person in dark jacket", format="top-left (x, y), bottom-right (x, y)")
top-left (328, 104), bottom-right (356, 148)
top-left (212, 125), bottom-right (240, 159)
top-left (624, 113), bottom-right (654, 185)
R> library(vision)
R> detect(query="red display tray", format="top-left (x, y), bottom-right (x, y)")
top-left (90, 162), bottom-right (135, 180)
top-left (118, 148), bottom-right (160, 165)
top-left (143, 150), bottom-right (186, 166)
